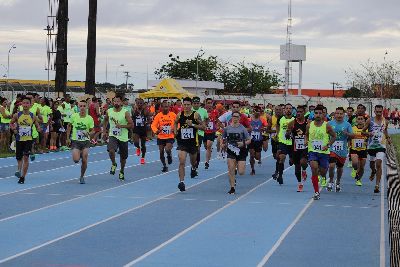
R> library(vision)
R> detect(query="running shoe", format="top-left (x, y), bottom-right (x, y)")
top-left (250, 169), bottom-right (255, 175)
top-left (136, 148), bottom-right (140, 156)
top-left (110, 163), bottom-right (117, 175)
top-left (318, 175), bottom-right (322, 183)
top-left (277, 175), bottom-right (283, 185)
top-left (17, 177), bottom-right (25, 184)
top-left (313, 192), bottom-right (320, 200)
top-left (301, 170), bottom-right (307, 181)
top-left (228, 187), bottom-right (236, 194)
top-left (30, 154), bottom-right (36, 161)
top-left (335, 183), bottom-right (341, 192)
top-left (351, 169), bottom-right (357, 178)
top-left (119, 172), bottom-right (125, 181)
top-left (321, 177), bottom-right (327, 187)
top-left (15, 170), bottom-right (21, 178)
top-left (327, 182), bottom-right (333, 192)
top-left (162, 166), bottom-right (168, 172)
top-left (374, 185), bottom-right (380, 193)
top-left (190, 168), bottom-right (198, 178)
top-left (347, 162), bottom-right (352, 168)
top-left (272, 173), bottom-right (278, 180)
top-left (79, 177), bottom-right (85, 184)
top-left (205, 162), bottom-right (210, 169)
top-left (235, 169), bottom-right (237, 175)
top-left (297, 184), bottom-right (304, 192)
top-left (178, 181), bottom-right (186, 192)
top-left (355, 179), bottom-right (362, 186)
top-left (167, 154), bottom-right (173, 165)
top-left (140, 158), bottom-right (145, 164)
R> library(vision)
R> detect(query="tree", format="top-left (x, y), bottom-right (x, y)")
top-left (85, 0), bottom-right (97, 95)
top-left (154, 52), bottom-right (281, 95)
top-left (343, 87), bottom-right (362, 98)
top-left (346, 59), bottom-right (400, 98)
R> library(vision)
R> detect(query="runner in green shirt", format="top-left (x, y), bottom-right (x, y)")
top-left (39, 97), bottom-right (53, 151)
top-left (192, 97), bottom-right (208, 168)
top-left (66, 100), bottom-right (95, 184)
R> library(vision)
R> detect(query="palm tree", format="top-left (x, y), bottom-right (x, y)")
top-left (85, 0), bottom-right (97, 95)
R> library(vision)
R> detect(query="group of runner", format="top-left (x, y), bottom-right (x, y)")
top-left (2, 93), bottom-right (391, 200)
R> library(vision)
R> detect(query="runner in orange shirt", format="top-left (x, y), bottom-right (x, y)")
top-left (151, 100), bottom-right (177, 172)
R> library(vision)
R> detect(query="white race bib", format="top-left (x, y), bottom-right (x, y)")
top-left (19, 126), bottom-right (31, 137)
top-left (76, 130), bottom-right (87, 141)
top-left (227, 143), bottom-right (240, 155)
top-left (181, 128), bottom-right (194, 139)
top-left (251, 131), bottom-right (260, 140)
top-left (161, 125), bottom-right (171, 135)
top-left (312, 140), bottom-right (323, 151)
top-left (332, 141), bottom-right (344, 151)
top-left (353, 139), bottom-right (365, 149)
top-left (112, 127), bottom-right (121, 136)
top-left (295, 138), bottom-right (306, 150)
top-left (373, 132), bottom-right (383, 142)
top-left (207, 122), bottom-right (214, 130)
top-left (136, 117), bottom-right (144, 126)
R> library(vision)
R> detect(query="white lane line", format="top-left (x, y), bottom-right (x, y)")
top-left (380, 177), bottom-right (385, 267)
top-left (0, 149), bottom-right (160, 180)
top-left (183, 198), bottom-right (197, 201)
top-left (248, 201), bottom-right (264, 204)
top-left (128, 196), bottom-right (145, 199)
top-left (124, 159), bottom-right (286, 267)
top-left (0, 158), bottom-right (162, 198)
top-left (256, 193), bottom-right (314, 266)
top-left (19, 192), bottom-right (37, 195)
top-left (0, 164), bottom-right (237, 265)
top-left (324, 204), bottom-right (335, 207)
top-left (48, 194), bottom-right (62, 196)
top-left (278, 202), bottom-right (291, 205)
top-left (360, 206), bottom-right (370, 209)
top-left (342, 205), bottom-right (352, 208)
top-left (0, 155), bottom-right (227, 223)
top-left (204, 199), bottom-right (218, 202)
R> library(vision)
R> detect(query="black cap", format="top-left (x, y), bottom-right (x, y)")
top-left (192, 97), bottom-right (201, 102)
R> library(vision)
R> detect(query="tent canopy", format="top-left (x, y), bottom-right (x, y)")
top-left (139, 78), bottom-right (196, 99)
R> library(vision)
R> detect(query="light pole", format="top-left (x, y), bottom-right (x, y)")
top-left (7, 44), bottom-right (16, 99)
top-left (115, 64), bottom-right (124, 90)
top-left (195, 47), bottom-right (203, 96)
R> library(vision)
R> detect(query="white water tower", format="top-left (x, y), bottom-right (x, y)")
top-left (280, 44), bottom-right (306, 95)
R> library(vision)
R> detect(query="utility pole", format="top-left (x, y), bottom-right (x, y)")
top-left (55, 0), bottom-right (69, 97)
top-left (124, 71), bottom-right (131, 91)
top-left (331, 82), bottom-right (339, 97)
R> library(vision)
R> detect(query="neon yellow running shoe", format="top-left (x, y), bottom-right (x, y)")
top-left (355, 179), bottom-right (362, 186)
top-left (351, 169), bottom-right (357, 178)
top-left (321, 177), bottom-right (327, 187)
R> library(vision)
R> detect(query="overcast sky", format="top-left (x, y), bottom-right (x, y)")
top-left (0, 0), bottom-right (399, 89)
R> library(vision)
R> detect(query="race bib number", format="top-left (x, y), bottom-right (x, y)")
top-left (19, 126), bottom-right (31, 137)
top-left (112, 127), bottom-right (121, 136)
top-left (312, 140), bottom-right (323, 151)
top-left (251, 131), bottom-right (260, 140)
top-left (161, 125), bottom-right (171, 135)
top-left (181, 128), bottom-right (194, 139)
top-left (136, 117), bottom-right (144, 126)
top-left (76, 130), bottom-right (87, 141)
top-left (227, 143), bottom-right (240, 155)
top-left (207, 122), bottom-right (214, 130)
top-left (332, 141), bottom-right (344, 151)
top-left (353, 139), bottom-right (365, 149)
top-left (373, 132), bottom-right (383, 142)
top-left (295, 138), bottom-right (306, 150)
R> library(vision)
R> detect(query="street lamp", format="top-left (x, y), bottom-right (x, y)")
top-left (7, 44), bottom-right (16, 98)
top-left (196, 47), bottom-right (203, 96)
top-left (115, 64), bottom-right (125, 90)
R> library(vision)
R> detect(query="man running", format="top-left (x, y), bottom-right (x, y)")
top-left (10, 96), bottom-right (42, 184)
top-left (248, 107), bottom-right (266, 175)
top-left (269, 105), bottom-right (283, 180)
top-left (350, 114), bottom-right (369, 186)
top-left (151, 100), bottom-right (176, 172)
top-left (327, 107), bottom-right (353, 192)
top-left (363, 105), bottom-right (391, 193)
top-left (222, 111), bottom-right (252, 194)
top-left (275, 103), bottom-right (295, 185)
top-left (66, 100), bottom-right (95, 184)
top-left (103, 95), bottom-right (134, 181)
top-left (306, 105), bottom-right (336, 200)
top-left (192, 96), bottom-right (208, 168)
top-left (132, 98), bottom-right (150, 164)
top-left (174, 97), bottom-right (205, 192)
top-left (204, 98), bottom-right (219, 169)
top-left (287, 105), bottom-right (308, 192)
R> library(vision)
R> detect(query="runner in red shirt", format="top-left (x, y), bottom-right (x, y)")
top-left (88, 97), bottom-right (101, 144)
top-left (204, 98), bottom-right (220, 169)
